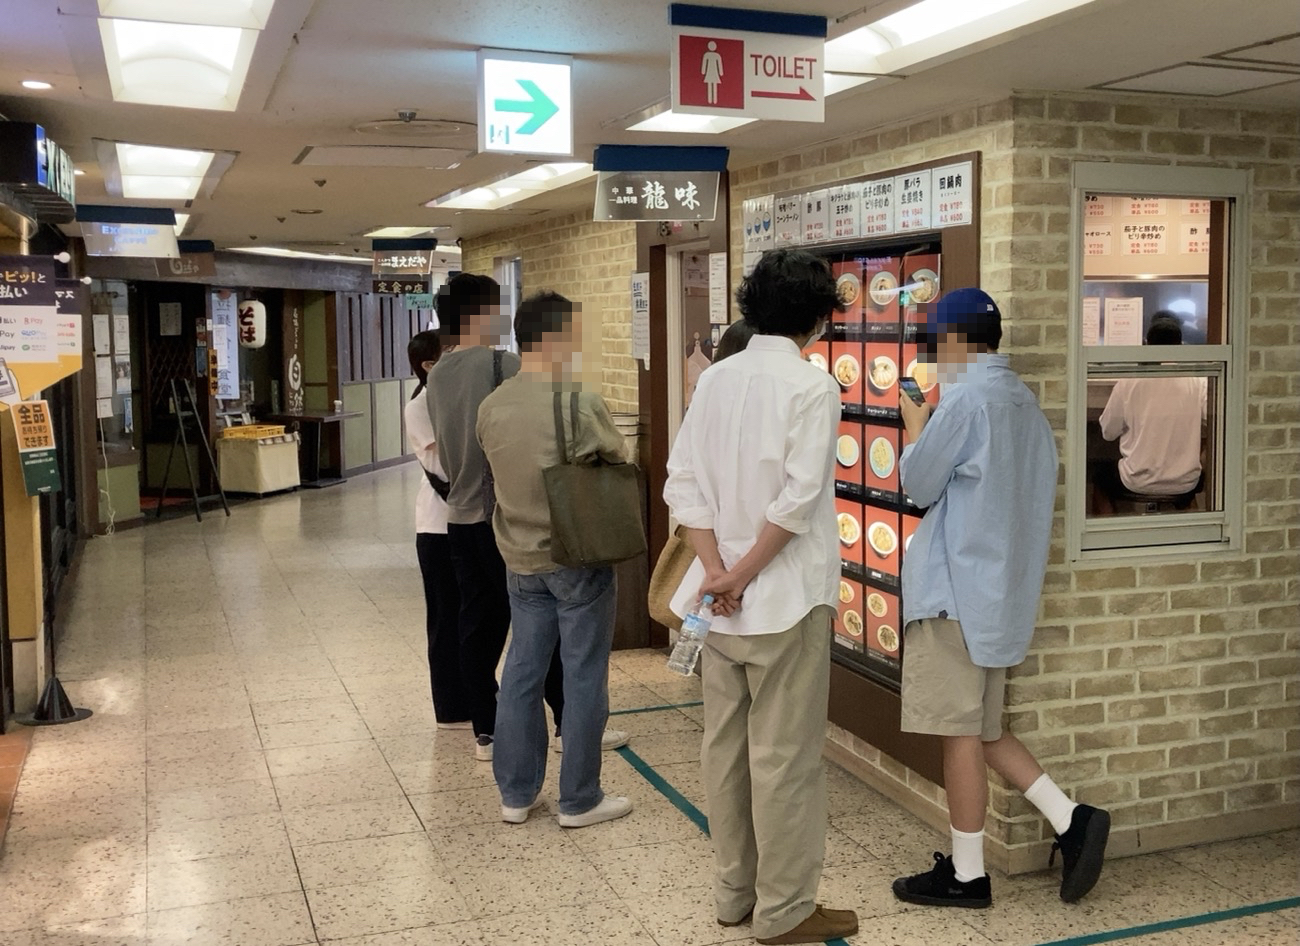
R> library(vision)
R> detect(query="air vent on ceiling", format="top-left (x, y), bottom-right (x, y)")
top-left (1097, 62), bottom-right (1300, 97)
top-left (293, 146), bottom-right (470, 168)
top-left (353, 115), bottom-right (476, 138)
top-left (1216, 33), bottom-right (1300, 68)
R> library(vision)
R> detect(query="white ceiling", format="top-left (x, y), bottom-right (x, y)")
top-left (0, 0), bottom-right (1296, 258)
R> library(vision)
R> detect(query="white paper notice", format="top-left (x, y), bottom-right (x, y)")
top-left (1121, 220), bottom-right (1168, 257)
top-left (895, 168), bottom-right (932, 232)
top-left (773, 195), bottom-right (802, 247)
top-left (96, 397), bottom-right (113, 419)
top-left (92, 313), bottom-right (110, 352)
top-left (95, 355), bottom-right (113, 398)
top-left (1084, 223), bottom-right (1113, 258)
top-left (1085, 195), bottom-right (1112, 219)
top-left (212, 325), bottom-right (229, 364)
top-left (0, 306), bottom-right (56, 363)
top-left (159, 302), bottom-right (183, 337)
top-left (112, 314), bottom-right (131, 354)
top-left (933, 162), bottom-right (973, 228)
top-left (1082, 298), bottom-right (1101, 347)
top-left (802, 190), bottom-right (829, 245)
top-left (743, 196), bottom-right (775, 251)
top-left (827, 182), bottom-right (863, 240)
top-left (1105, 297), bottom-right (1144, 346)
top-left (708, 253), bottom-right (728, 323)
top-left (630, 272), bottom-right (650, 365)
top-left (862, 179), bottom-right (895, 237)
top-left (211, 293), bottom-right (241, 400)
top-left (1181, 222), bottom-right (1210, 254)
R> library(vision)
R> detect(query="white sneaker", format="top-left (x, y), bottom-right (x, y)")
top-left (501, 797), bottom-right (545, 824)
top-left (474, 735), bottom-right (493, 762)
top-left (554, 730), bottom-right (631, 753)
top-left (437, 721), bottom-right (473, 731)
top-left (558, 795), bottom-right (633, 828)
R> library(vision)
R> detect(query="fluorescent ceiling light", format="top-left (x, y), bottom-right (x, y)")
top-left (872, 0), bottom-right (1028, 47)
top-left (115, 142), bottom-right (215, 200)
top-left (99, 16), bottom-right (258, 110)
top-left (21, 79), bottom-right (53, 90)
top-left (97, 0), bottom-right (275, 30)
top-left (364, 226), bottom-right (446, 238)
top-left (227, 247), bottom-right (371, 264)
top-left (425, 163), bottom-right (595, 211)
top-left (173, 213), bottom-right (190, 236)
top-left (628, 109), bottom-right (754, 134)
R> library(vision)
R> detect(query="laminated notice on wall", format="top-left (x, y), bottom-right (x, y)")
top-left (862, 179), bottom-right (895, 237)
top-left (1082, 297), bottom-right (1101, 347)
top-left (827, 182), bottom-right (863, 241)
top-left (1104, 297), bottom-right (1143, 346)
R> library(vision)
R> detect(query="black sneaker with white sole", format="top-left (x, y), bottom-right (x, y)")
top-left (1051, 804), bottom-right (1110, 903)
top-left (892, 852), bottom-right (992, 909)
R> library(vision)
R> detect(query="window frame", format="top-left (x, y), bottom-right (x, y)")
top-left (1066, 162), bottom-right (1250, 562)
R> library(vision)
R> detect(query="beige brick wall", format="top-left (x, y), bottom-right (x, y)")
top-left (461, 212), bottom-right (640, 413)
top-left (731, 92), bottom-right (1300, 868)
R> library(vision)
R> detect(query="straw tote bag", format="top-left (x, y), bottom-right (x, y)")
top-left (647, 525), bottom-right (694, 631)
top-left (543, 392), bottom-right (647, 569)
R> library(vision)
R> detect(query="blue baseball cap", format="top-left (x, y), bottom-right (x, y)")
top-left (928, 287), bottom-right (1002, 349)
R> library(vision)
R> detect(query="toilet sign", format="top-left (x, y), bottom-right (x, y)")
top-left (670, 4), bottom-right (826, 123)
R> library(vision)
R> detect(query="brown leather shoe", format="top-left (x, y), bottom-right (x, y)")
top-left (756, 905), bottom-right (859, 945)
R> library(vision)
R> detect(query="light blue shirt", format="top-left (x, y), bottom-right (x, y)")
top-left (900, 354), bottom-right (1057, 668)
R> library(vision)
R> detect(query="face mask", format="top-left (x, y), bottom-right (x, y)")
top-left (807, 319), bottom-right (827, 345)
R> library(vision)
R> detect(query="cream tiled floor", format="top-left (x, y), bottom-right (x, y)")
top-left (1, 465), bottom-right (1296, 945)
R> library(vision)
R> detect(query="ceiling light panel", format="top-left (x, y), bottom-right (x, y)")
top-left (1216, 34), bottom-right (1300, 67)
top-left (627, 109), bottom-right (755, 134)
top-left (99, 16), bottom-right (258, 110)
top-left (228, 246), bottom-right (371, 264)
top-left (364, 226), bottom-right (446, 238)
top-left (97, 0), bottom-right (276, 30)
top-left (425, 163), bottom-right (596, 211)
top-left (1101, 63), bottom-right (1299, 96)
top-left (115, 142), bottom-right (215, 200)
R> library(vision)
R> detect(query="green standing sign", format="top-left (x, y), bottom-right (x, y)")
top-left (11, 399), bottom-right (61, 495)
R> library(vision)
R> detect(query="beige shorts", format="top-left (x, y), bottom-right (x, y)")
top-left (900, 618), bottom-right (1007, 742)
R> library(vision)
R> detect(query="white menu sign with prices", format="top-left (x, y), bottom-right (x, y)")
top-left (894, 169), bottom-right (932, 232)
top-left (1182, 223), bottom-right (1210, 255)
top-left (1121, 221), bottom-right (1168, 257)
top-left (1085, 223), bottom-right (1113, 258)
top-left (827, 182), bottom-right (863, 240)
top-left (630, 272), bottom-right (651, 365)
top-left (802, 190), bottom-right (829, 244)
top-left (932, 162), bottom-right (973, 228)
top-left (1085, 195), bottom-right (1112, 219)
top-left (774, 194), bottom-right (803, 247)
top-left (1124, 198), bottom-right (1166, 218)
top-left (862, 178), bottom-right (895, 237)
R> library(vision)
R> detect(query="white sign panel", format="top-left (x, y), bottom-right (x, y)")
top-left (743, 195), bottom-right (774, 251)
top-left (1082, 297), bottom-right (1101, 347)
top-left (1084, 223), bottom-right (1113, 258)
top-left (1104, 297), bottom-right (1144, 347)
top-left (862, 178), bottom-right (895, 237)
top-left (1121, 220), bottom-right (1168, 257)
top-left (827, 182), bottom-right (863, 241)
top-left (671, 5), bottom-right (826, 122)
top-left (895, 169), bottom-right (932, 233)
top-left (631, 272), bottom-right (651, 366)
top-left (802, 190), bottom-right (829, 244)
top-left (478, 49), bottom-right (573, 156)
top-left (211, 292), bottom-right (241, 400)
top-left (773, 194), bottom-right (802, 247)
top-left (708, 252), bottom-right (728, 323)
top-left (1085, 195), bottom-right (1112, 219)
top-left (0, 307), bottom-right (54, 363)
top-left (1181, 222), bottom-right (1210, 255)
top-left (81, 222), bottom-right (179, 259)
top-left (932, 162), bottom-right (973, 228)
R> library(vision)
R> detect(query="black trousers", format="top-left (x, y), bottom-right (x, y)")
top-left (447, 521), bottom-right (566, 736)
top-left (415, 533), bottom-right (469, 725)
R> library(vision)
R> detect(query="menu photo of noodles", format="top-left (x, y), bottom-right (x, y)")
top-left (863, 423), bottom-right (900, 497)
top-left (902, 253), bottom-right (941, 325)
top-left (836, 497), bottom-right (865, 570)
top-left (862, 257), bottom-right (901, 326)
top-left (863, 341), bottom-right (899, 411)
top-left (864, 587), bottom-right (902, 664)
top-left (864, 509), bottom-right (902, 577)
top-left (832, 259), bottom-right (863, 325)
top-left (803, 338), bottom-right (832, 376)
top-left (835, 577), bottom-right (866, 652)
top-left (836, 420), bottom-right (865, 490)
top-left (831, 339), bottom-right (864, 405)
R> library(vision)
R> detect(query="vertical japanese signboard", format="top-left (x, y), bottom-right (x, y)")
top-left (210, 291), bottom-right (240, 400)
top-left (11, 399), bottom-right (61, 495)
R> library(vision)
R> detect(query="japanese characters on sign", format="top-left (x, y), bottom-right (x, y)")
top-left (773, 194), bottom-right (803, 247)
top-left (861, 179), bottom-right (894, 237)
top-left (743, 195), bottom-right (775, 251)
top-left (1104, 297), bottom-right (1144, 346)
top-left (593, 171), bottom-right (720, 222)
top-left (11, 399), bottom-right (61, 495)
top-left (0, 256), bottom-right (57, 364)
top-left (1181, 223), bottom-right (1211, 255)
top-left (211, 292), bottom-right (241, 400)
top-left (894, 169), bottom-right (932, 232)
top-left (1121, 222), bottom-right (1168, 257)
top-left (154, 253), bottom-right (217, 279)
top-left (238, 300), bottom-right (267, 349)
top-left (827, 183), bottom-right (863, 241)
top-left (1084, 223), bottom-right (1113, 258)
top-left (54, 278), bottom-right (85, 358)
top-left (1182, 199), bottom-right (1212, 216)
top-left (932, 162), bottom-right (973, 228)
top-left (1124, 198), bottom-right (1166, 218)
top-left (631, 272), bottom-right (651, 364)
top-left (372, 253), bottom-right (432, 276)
top-left (372, 278), bottom-right (433, 295)
top-left (802, 190), bottom-right (829, 245)
top-left (1084, 195), bottom-right (1112, 219)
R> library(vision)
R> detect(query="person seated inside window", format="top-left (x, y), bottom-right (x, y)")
top-left (1097, 313), bottom-right (1207, 509)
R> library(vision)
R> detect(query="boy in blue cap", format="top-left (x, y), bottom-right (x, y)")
top-left (892, 288), bottom-right (1110, 908)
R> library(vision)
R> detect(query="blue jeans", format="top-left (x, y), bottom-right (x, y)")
top-left (494, 566), bottom-right (616, 815)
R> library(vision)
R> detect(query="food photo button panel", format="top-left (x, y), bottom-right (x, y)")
top-left (836, 420), bottom-right (865, 489)
top-left (864, 510), bottom-right (901, 577)
top-left (831, 340), bottom-right (864, 406)
top-left (836, 577), bottom-right (866, 651)
top-left (865, 589), bottom-right (902, 662)
top-left (863, 423), bottom-right (900, 496)
top-left (900, 511), bottom-right (921, 557)
top-left (862, 257), bottom-right (901, 327)
top-left (836, 498), bottom-right (866, 569)
top-left (902, 254), bottom-right (941, 325)
top-left (804, 339), bottom-right (832, 376)
top-left (833, 260), bottom-right (863, 325)
top-left (864, 341), bottom-right (899, 410)
top-left (901, 342), bottom-right (941, 407)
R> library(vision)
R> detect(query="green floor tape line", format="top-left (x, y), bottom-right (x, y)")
top-left (609, 700), bottom-right (704, 716)
top-left (1035, 896), bottom-right (1300, 946)
top-left (614, 744), bottom-right (852, 946)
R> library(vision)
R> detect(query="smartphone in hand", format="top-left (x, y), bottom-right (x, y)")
top-left (898, 376), bottom-right (926, 406)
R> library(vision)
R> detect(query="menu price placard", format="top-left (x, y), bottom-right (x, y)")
top-left (895, 169), bottom-right (932, 232)
top-left (1121, 222), bottom-right (1168, 257)
top-left (774, 195), bottom-right (803, 247)
top-left (828, 183), bottom-right (864, 240)
top-left (803, 190), bottom-right (829, 245)
top-left (933, 162), bottom-right (973, 227)
top-left (862, 179), bottom-right (895, 237)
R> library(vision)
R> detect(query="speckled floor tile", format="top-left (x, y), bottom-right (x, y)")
top-left (622, 885), bottom-right (752, 946)
top-left (281, 795), bottom-right (423, 847)
top-left (145, 750), bottom-right (269, 793)
top-left (475, 901), bottom-right (662, 946)
top-left (408, 787), bottom-right (513, 831)
top-left (452, 851), bottom-right (620, 918)
top-left (249, 695), bottom-right (364, 727)
top-left (306, 873), bottom-right (467, 941)
top-left (263, 739), bottom-right (387, 778)
top-left (145, 778), bottom-right (280, 829)
top-left (145, 724), bottom-right (261, 763)
top-left (146, 812), bottom-right (290, 863)
top-left (1121, 909), bottom-right (1299, 946)
top-left (145, 891), bottom-right (315, 946)
top-left (321, 922), bottom-right (486, 946)
top-left (426, 817), bottom-right (583, 871)
top-left (272, 764), bottom-right (404, 810)
top-left (295, 831), bottom-right (440, 889)
top-left (257, 716), bottom-right (373, 749)
top-left (146, 848), bottom-right (301, 911)
top-left (1163, 830), bottom-right (1300, 903)
top-left (564, 793), bottom-right (704, 854)
top-left (589, 836), bottom-right (717, 899)
top-left (7, 912), bottom-right (147, 946)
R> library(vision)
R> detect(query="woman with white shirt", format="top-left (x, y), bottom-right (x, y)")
top-left (406, 331), bottom-right (470, 729)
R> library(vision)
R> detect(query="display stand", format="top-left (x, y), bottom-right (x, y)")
top-left (155, 379), bottom-right (231, 522)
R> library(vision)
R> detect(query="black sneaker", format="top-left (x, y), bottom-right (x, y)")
top-left (1051, 804), bottom-right (1110, 903)
top-left (892, 852), bottom-right (992, 909)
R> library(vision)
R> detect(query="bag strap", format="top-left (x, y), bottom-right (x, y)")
top-left (553, 391), bottom-right (570, 465)
top-left (492, 348), bottom-right (504, 389)
top-left (570, 391), bottom-right (579, 452)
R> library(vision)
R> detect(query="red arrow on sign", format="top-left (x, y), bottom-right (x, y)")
top-left (752, 86), bottom-right (815, 101)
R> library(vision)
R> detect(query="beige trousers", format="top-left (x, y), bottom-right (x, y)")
top-left (701, 605), bottom-right (833, 940)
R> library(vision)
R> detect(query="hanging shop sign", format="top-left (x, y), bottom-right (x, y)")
top-left (670, 4), bottom-right (827, 123)
top-left (11, 399), bottom-right (61, 495)
top-left (238, 300), bottom-right (267, 349)
top-left (478, 49), bottom-right (574, 156)
top-left (373, 277), bottom-right (432, 295)
top-left (591, 144), bottom-right (728, 222)
top-left (372, 251), bottom-right (433, 275)
top-left (0, 123), bottom-right (76, 222)
top-left (154, 252), bottom-right (217, 279)
top-left (282, 301), bottom-right (305, 415)
top-left (79, 205), bottom-right (179, 259)
top-left (210, 291), bottom-right (241, 400)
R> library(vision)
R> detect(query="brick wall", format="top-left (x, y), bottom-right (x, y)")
top-left (731, 92), bottom-right (1300, 870)
top-left (461, 212), bottom-right (640, 413)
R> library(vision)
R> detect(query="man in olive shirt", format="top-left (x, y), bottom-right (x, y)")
top-left (477, 290), bottom-right (634, 829)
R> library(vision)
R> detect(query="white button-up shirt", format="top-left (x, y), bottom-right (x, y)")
top-left (664, 335), bottom-right (841, 636)
top-left (1100, 376), bottom-right (1207, 495)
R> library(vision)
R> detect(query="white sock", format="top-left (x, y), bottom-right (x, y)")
top-left (1025, 773), bottom-right (1078, 836)
top-left (950, 827), bottom-right (985, 882)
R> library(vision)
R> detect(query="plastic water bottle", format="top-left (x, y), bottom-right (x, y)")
top-left (667, 595), bottom-right (715, 676)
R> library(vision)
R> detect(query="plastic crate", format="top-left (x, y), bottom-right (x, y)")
top-left (220, 424), bottom-right (286, 440)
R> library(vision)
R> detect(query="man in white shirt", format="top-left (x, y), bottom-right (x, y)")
top-left (664, 249), bottom-right (857, 946)
top-left (1099, 314), bottom-right (1207, 504)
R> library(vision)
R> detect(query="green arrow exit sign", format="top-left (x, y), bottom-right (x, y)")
top-left (478, 49), bottom-right (574, 157)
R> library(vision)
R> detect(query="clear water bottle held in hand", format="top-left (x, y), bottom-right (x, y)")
top-left (667, 595), bottom-right (715, 676)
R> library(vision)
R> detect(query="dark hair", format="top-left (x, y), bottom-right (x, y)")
top-left (1146, 312), bottom-right (1183, 346)
top-left (735, 248), bottom-right (844, 337)
top-left (408, 330), bottom-right (442, 398)
top-left (435, 272), bottom-right (500, 339)
top-left (514, 290), bottom-right (575, 352)
top-left (713, 319), bottom-right (756, 363)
